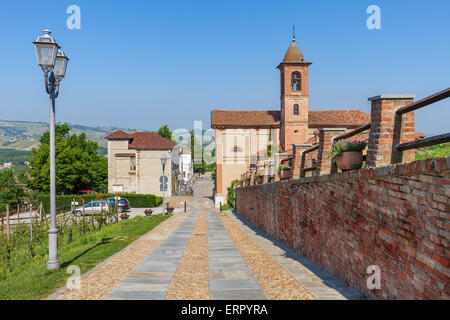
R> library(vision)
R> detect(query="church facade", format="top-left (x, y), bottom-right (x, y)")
top-left (211, 37), bottom-right (370, 205)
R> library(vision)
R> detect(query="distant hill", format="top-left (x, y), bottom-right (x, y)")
top-left (0, 120), bottom-right (132, 151)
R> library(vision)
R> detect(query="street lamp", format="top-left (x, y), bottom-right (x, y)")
top-left (33, 29), bottom-right (69, 270)
top-left (178, 172), bottom-right (183, 208)
top-left (160, 154), bottom-right (168, 215)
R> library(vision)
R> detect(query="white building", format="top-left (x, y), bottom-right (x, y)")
top-left (179, 149), bottom-right (193, 183)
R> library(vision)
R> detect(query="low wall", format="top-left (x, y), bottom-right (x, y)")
top-left (236, 157), bottom-right (450, 299)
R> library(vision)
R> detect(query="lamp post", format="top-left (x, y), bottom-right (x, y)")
top-left (33, 29), bottom-right (69, 270)
top-left (178, 172), bottom-right (183, 208)
top-left (160, 154), bottom-right (168, 215)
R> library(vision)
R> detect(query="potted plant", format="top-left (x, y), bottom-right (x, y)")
top-left (254, 173), bottom-right (264, 184)
top-left (278, 164), bottom-right (292, 180)
top-left (120, 212), bottom-right (130, 220)
top-left (244, 176), bottom-right (251, 186)
top-left (144, 209), bottom-right (153, 216)
top-left (330, 140), bottom-right (366, 171)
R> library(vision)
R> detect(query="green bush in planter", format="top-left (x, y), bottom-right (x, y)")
top-left (277, 164), bottom-right (292, 175)
top-left (254, 173), bottom-right (263, 180)
top-left (328, 140), bottom-right (366, 159)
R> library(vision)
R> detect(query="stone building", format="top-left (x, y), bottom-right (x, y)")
top-left (105, 129), bottom-right (176, 196)
top-left (211, 36), bottom-right (370, 205)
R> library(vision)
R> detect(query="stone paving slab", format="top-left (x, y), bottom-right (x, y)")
top-left (49, 211), bottom-right (189, 300)
top-left (108, 210), bottom-right (200, 300)
top-left (226, 211), bottom-right (365, 300)
top-left (207, 210), bottom-right (268, 300)
top-left (210, 289), bottom-right (268, 300)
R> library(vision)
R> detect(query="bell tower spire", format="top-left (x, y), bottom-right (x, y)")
top-left (277, 33), bottom-right (312, 151)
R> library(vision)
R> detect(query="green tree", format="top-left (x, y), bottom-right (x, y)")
top-left (28, 123), bottom-right (108, 194)
top-left (157, 125), bottom-right (172, 141)
top-left (226, 179), bottom-right (241, 208)
top-left (0, 169), bottom-right (26, 214)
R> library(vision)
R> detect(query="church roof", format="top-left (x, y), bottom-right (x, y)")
top-left (282, 40), bottom-right (304, 63)
top-left (308, 110), bottom-right (370, 127)
top-left (211, 110), bottom-right (280, 127)
top-left (211, 109), bottom-right (370, 128)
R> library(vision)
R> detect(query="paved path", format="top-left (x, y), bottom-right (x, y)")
top-left (106, 178), bottom-right (364, 300)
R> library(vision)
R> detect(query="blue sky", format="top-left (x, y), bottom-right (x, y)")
top-left (0, 0), bottom-right (449, 135)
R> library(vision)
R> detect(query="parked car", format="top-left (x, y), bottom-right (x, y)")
top-left (104, 197), bottom-right (131, 213)
top-left (75, 200), bottom-right (110, 216)
top-left (77, 190), bottom-right (96, 195)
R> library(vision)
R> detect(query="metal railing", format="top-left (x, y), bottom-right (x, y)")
top-left (395, 88), bottom-right (450, 153)
top-left (299, 144), bottom-right (318, 178)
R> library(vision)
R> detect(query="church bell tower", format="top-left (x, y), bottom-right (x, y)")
top-left (277, 31), bottom-right (312, 151)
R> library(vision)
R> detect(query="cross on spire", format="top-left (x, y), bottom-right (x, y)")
top-left (293, 25), bottom-right (296, 42)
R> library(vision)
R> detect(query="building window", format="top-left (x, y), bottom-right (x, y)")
top-left (291, 71), bottom-right (301, 91)
top-left (293, 104), bottom-right (299, 115)
top-left (232, 146), bottom-right (242, 152)
top-left (130, 158), bottom-right (136, 171)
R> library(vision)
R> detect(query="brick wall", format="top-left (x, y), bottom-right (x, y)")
top-left (236, 156), bottom-right (450, 299)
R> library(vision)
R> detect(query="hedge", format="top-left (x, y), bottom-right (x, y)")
top-left (37, 193), bottom-right (163, 213)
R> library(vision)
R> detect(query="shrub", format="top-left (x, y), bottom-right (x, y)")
top-left (244, 176), bottom-right (250, 182)
top-left (254, 173), bottom-right (263, 180)
top-left (329, 140), bottom-right (366, 159)
top-left (226, 179), bottom-right (241, 208)
top-left (37, 193), bottom-right (162, 213)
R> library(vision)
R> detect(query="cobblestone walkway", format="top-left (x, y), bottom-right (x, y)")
top-left (50, 179), bottom-right (363, 300)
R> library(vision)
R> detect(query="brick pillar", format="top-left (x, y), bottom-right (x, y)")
top-left (366, 95), bottom-right (416, 167)
top-left (292, 144), bottom-right (312, 179)
top-left (263, 161), bottom-right (269, 183)
top-left (317, 128), bottom-right (346, 175)
top-left (250, 167), bottom-right (256, 185)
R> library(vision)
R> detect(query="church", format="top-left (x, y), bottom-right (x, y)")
top-left (211, 35), bottom-right (370, 205)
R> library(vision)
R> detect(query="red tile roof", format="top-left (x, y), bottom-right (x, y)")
top-left (211, 110), bottom-right (280, 127)
top-left (128, 132), bottom-right (176, 150)
top-left (105, 130), bottom-right (176, 150)
top-left (308, 110), bottom-right (370, 127)
top-left (211, 109), bottom-right (369, 128)
top-left (105, 130), bottom-right (130, 140)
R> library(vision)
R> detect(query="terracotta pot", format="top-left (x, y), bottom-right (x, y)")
top-left (279, 169), bottom-right (292, 180)
top-left (336, 151), bottom-right (363, 171)
top-left (257, 176), bottom-right (264, 184)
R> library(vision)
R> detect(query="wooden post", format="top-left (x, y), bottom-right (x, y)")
top-left (17, 203), bottom-right (20, 226)
top-left (6, 204), bottom-right (11, 271)
top-left (82, 199), bottom-right (86, 235)
top-left (29, 204), bottom-right (34, 259)
top-left (69, 199), bottom-right (74, 243)
top-left (115, 196), bottom-right (119, 223)
top-left (184, 201), bottom-right (186, 213)
top-left (99, 198), bottom-right (103, 230)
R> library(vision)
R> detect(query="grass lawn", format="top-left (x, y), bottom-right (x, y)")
top-left (415, 142), bottom-right (450, 161)
top-left (0, 214), bottom-right (171, 300)
top-left (220, 204), bottom-right (233, 211)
